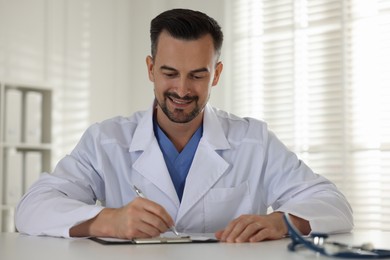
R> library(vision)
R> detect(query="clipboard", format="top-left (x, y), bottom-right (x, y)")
top-left (90, 234), bottom-right (219, 245)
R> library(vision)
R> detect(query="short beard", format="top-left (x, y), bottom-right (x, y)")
top-left (158, 92), bottom-right (201, 123)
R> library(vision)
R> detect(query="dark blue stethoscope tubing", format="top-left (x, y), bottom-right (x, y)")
top-left (283, 214), bottom-right (390, 258)
top-left (332, 250), bottom-right (390, 259)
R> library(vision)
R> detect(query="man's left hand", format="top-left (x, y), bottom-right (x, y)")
top-left (215, 212), bottom-right (310, 243)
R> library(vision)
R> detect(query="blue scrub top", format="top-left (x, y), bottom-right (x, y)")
top-left (153, 120), bottom-right (203, 201)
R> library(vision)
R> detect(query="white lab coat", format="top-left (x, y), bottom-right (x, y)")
top-left (15, 103), bottom-right (353, 237)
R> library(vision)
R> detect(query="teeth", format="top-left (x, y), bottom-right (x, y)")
top-left (172, 98), bottom-right (190, 104)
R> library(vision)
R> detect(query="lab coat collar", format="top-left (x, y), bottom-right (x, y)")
top-left (128, 104), bottom-right (155, 152)
top-left (202, 104), bottom-right (231, 150)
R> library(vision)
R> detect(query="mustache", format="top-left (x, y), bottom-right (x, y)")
top-left (165, 92), bottom-right (198, 101)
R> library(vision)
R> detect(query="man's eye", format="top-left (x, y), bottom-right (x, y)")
top-left (164, 73), bottom-right (177, 78)
top-left (191, 74), bottom-right (205, 80)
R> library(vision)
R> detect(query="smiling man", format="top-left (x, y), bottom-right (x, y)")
top-left (15, 9), bottom-right (353, 243)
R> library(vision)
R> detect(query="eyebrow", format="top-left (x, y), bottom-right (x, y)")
top-left (160, 65), bottom-right (209, 74)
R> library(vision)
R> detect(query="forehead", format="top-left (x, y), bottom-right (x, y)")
top-left (154, 31), bottom-right (217, 67)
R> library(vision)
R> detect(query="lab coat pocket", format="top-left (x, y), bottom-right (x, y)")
top-left (204, 180), bottom-right (252, 232)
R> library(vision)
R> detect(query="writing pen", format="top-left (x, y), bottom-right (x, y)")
top-left (132, 185), bottom-right (180, 237)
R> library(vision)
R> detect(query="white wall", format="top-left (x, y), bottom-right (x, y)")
top-left (0, 0), bottom-right (46, 82)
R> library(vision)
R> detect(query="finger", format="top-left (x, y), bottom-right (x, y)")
top-left (116, 207), bottom-right (163, 238)
top-left (248, 225), bottom-right (286, 242)
top-left (110, 208), bottom-right (161, 239)
top-left (139, 209), bottom-right (172, 234)
top-left (132, 219), bottom-right (165, 238)
top-left (133, 198), bottom-right (174, 231)
top-left (249, 227), bottom-right (275, 242)
top-left (223, 217), bottom-right (251, 243)
top-left (234, 222), bottom-right (264, 243)
top-left (214, 230), bottom-right (224, 240)
top-left (249, 228), bottom-right (270, 242)
top-left (219, 218), bottom-right (240, 242)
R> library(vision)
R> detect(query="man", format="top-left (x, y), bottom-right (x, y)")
top-left (15, 8), bottom-right (353, 243)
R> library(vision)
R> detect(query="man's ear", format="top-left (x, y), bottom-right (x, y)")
top-left (146, 55), bottom-right (155, 82)
top-left (212, 61), bottom-right (223, 86)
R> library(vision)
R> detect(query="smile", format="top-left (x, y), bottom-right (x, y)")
top-left (170, 97), bottom-right (192, 105)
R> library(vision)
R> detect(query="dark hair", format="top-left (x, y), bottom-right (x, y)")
top-left (150, 8), bottom-right (223, 59)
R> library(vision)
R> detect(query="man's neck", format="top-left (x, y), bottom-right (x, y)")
top-left (155, 108), bottom-right (203, 152)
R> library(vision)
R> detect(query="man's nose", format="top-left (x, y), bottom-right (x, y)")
top-left (175, 77), bottom-right (191, 97)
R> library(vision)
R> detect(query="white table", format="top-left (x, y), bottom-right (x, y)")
top-left (1, 231), bottom-right (389, 260)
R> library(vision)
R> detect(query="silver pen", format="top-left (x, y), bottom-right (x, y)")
top-left (132, 185), bottom-right (180, 236)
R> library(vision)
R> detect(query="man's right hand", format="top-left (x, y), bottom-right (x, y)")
top-left (69, 197), bottom-right (175, 239)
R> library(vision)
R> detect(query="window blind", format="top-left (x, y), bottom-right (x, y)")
top-left (48, 0), bottom-right (91, 166)
top-left (229, 0), bottom-right (390, 230)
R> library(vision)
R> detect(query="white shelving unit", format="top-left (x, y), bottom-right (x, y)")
top-left (0, 81), bottom-right (52, 232)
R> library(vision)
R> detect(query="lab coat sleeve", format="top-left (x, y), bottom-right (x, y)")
top-left (15, 125), bottom-right (106, 238)
top-left (262, 131), bottom-right (354, 234)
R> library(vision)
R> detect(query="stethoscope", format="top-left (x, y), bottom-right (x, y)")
top-left (283, 213), bottom-right (390, 258)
